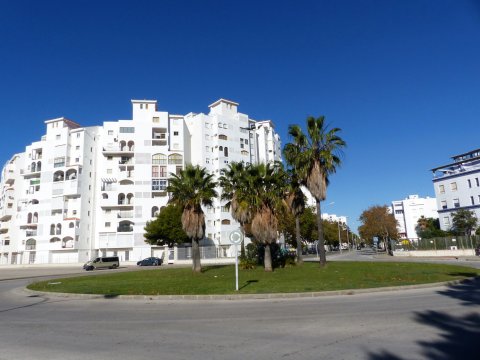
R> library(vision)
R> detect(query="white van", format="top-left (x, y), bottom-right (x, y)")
top-left (83, 256), bottom-right (119, 271)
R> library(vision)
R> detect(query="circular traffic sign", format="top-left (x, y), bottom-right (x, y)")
top-left (229, 230), bottom-right (243, 244)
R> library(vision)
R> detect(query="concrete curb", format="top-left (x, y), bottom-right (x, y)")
top-left (22, 277), bottom-right (475, 301)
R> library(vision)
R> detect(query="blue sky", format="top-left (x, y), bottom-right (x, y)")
top-left (1, 0), bottom-right (479, 232)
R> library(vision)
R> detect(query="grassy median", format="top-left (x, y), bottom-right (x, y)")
top-left (27, 262), bottom-right (479, 296)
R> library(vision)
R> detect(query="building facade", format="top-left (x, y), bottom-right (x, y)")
top-left (431, 148), bottom-right (480, 231)
top-left (0, 99), bottom-right (281, 265)
top-left (391, 195), bottom-right (438, 240)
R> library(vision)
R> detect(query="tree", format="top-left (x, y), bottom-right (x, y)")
top-left (284, 170), bottom-right (306, 264)
top-left (223, 162), bottom-right (286, 271)
top-left (451, 209), bottom-right (478, 237)
top-left (218, 162), bottom-right (252, 257)
top-left (144, 204), bottom-right (189, 247)
top-left (284, 116), bottom-right (346, 267)
top-left (248, 163), bottom-right (286, 271)
top-left (415, 216), bottom-right (448, 239)
top-left (167, 164), bottom-right (217, 273)
top-left (358, 205), bottom-right (398, 253)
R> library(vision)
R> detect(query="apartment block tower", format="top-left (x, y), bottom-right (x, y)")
top-left (0, 99), bottom-right (281, 265)
top-left (391, 195), bottom-right (438, 240)
top-left (431, 148), bottom-right (480, 231)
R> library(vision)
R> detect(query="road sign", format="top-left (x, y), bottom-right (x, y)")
top-left (229, 230), bottom-right (243, 245)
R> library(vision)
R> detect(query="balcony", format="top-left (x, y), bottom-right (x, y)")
top-left (117, 210), bottom-right (134, 219)
top-left (0, 222), bottom-right (9, 233)
top-left (0, 207), bottom-right (13, 221)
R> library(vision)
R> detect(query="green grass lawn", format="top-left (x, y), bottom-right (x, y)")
top-left (27, 262), bottom-right (479, 296)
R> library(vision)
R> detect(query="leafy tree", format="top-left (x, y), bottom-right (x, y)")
top-left (144, 204), bottom-right (189, 247)
top-left (415, 216), bottom-right (448, 239)
top-left (284, 116), bottom-right (346, 267)
top-left (167, 164), bottom-right (217, 273)
top-left (451, 209), bottom-right (478, 237)
top-left (358, 205), bottom-right (398, 253)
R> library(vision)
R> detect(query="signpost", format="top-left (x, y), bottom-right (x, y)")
top-left (229, 230), bottom-right (243, 291)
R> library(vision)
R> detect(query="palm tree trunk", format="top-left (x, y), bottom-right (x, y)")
top-left (295, 216), bottom-right (303, 264)
top-left (191, 238), bottom-right (202, 273)
top-left (264, 243), bottom-right (273, 272)
top-left (316, 200), bottom-right (327, 267)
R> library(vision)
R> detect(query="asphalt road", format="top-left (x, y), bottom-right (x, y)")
top-left (0, 253), bottom-right (479, 360)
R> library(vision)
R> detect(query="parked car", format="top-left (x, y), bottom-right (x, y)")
top-left (83, 256), bottom-right (119, 271)
top-left (137, 257), bottom-right (163, 266)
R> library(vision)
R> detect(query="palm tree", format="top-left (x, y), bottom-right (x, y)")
top-left (284, 116), bottom-right (346, 267)
top-left (167, 164), bottom-right (217, 273)
top-left (248, 162), bottom-right (286, 271)
top-left (218, 162), bottom-right (252, 256)
top-left (284, 170), bottom-right (306, 264)
top-left (221, 162), bottom-right (286, 271)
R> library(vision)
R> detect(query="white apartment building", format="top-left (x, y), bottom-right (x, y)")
top-left (431, 148), bottom-right (480, 231)
top-left (391, 195), bottom-right (438, 240)
top-left (0, 99), bottom-right (281, 265)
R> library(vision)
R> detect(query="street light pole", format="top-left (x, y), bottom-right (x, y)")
top-left (337, 221), bottom-right (342, 254)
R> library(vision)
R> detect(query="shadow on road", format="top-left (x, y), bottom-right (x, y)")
top-left (368, 277), bottom-right (480, 360)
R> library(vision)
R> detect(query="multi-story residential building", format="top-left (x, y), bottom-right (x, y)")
top-left (0, 99), bottom-right (281, 265)
top-left (431, 148), bottom-right (480, 231)
top-left (391, 195), bottom-right (438, 239)
top-left (184, 99), bottom-right (281, 256)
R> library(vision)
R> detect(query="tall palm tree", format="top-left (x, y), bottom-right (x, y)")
top-left (167, 164), bottom-right (217, 273)
top-left (284, 170), bottom-right (306, 264)
top-left (284, 116), bottom-right (346, 267)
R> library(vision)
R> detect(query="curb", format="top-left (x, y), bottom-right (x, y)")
top-left (22, 277), bottom-right (475, 301)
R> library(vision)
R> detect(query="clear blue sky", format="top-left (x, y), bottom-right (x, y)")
top-left (1, 0), bottom-right (480, 232)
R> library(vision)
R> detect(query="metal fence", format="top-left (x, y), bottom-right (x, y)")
top-left (395, 235), bottom-right (480, 251)
top-left (176, 246), bottom-right (219, 260)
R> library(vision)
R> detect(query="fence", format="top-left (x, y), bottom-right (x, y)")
top-left (176, 246), bottom-right (219, 260)
top-left (395, 235), bottom-right (480, 251)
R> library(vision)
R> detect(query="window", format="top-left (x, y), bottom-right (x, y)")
top-left (119, 127), bottom-right (135, 133)
top-left (476, 178), bottom-right (480, 187)
top-left (108, 130), bottom-right (114, 135)
top-left (107, 169), bottom-right (112, 174)
top-left (468, 179), bottom-right (472, 188)
top-left (76, 146), bottom-right (80, 150)
top-left (176, 166), bottom-right (182, 175)
top-left (221, 219), bottom-right (231, 225)
top-left (221, 206), bottom-right (229, 212)
top-left (54, 157), bottom-right (65, 168)
top-left (219, 134), bottom-right (228, 140)
top-left (73, 210), bottom-right (77, 215)
top-left (450, 182), bottom-right (457, 191)
top-left (471, 196), bottom-right (475, 205)
top-left (107, 156), bottom-right (113, 160)
top-left (56, 134), bottom-right (61, 140)
top-left (174, 131), bottom-right (179, 136)
top-left (443, 217), bottom-right (450, 226)
top-left (152, 179), bottom-right (167, 191)
top-left (206, 146), bottom-right (210, 152)
top-left (224, 147), bottom-right (228, 157)
top-left (245, 139), bottom-right (248, 145)
top-left (439, 184), bottom-right (445, 194)
top-left (105, 222), bottom-right (111, 228)
top-left (441, 200), bottom-right (447, 209)
top-left (152, 153), bottom-right (167, 165)
top-left (241, 150), bottom-right (248, 156)
top-left (205, 135), bottom-right (210, 141)
top-left (152, 166), bottom-right (167, 178)
top-left (395, 210), bottom-right (403, 214)
top-left (168, 153), bottom-right (183, 165)
top-left (152, 117), bottom-right (159, 123)
top-left (206, 158), bottom-right (210, 164)
top-left (453, 198), bottom-right (460, 208)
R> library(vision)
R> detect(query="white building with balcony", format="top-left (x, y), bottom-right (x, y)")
top-left (391, 195), bottom-right (438, 240)
top-left (431, 148), bottom-right (480, 231)
top-left (0, 98), bottom-right (282, 264)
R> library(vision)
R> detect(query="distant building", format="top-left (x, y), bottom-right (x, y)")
top-left (301, 187), bottom-right (347, 224)
top-left (391, 195), bottom-right (438, 240)
top-left (431, 148), bottom-right (480, 231)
